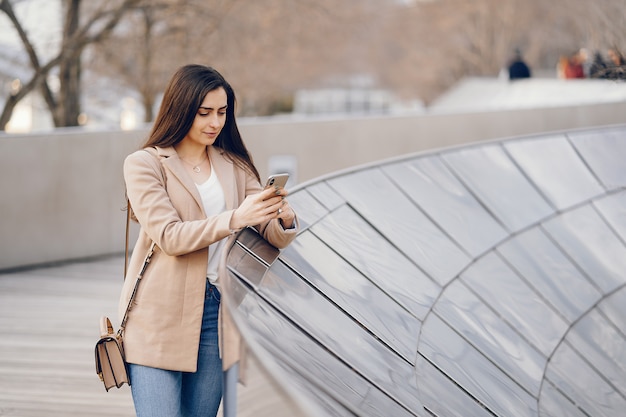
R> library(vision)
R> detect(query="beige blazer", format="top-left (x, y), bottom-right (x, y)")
top-left (119, 145), bottom-right (297, 372)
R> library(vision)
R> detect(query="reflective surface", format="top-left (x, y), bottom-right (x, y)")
top-left (222, 125), bottom-right (626, 417)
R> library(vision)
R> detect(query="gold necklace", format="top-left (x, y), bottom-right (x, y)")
top-left (180, 154), bottom-right (208, 173)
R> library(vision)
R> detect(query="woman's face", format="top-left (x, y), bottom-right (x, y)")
top-left (183, 87), bottom-right (228, 147)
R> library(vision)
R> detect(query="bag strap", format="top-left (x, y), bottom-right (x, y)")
top-left (124, 199), bottom-right (131, 280)
top-left (119, 241), bottom-right (156, 336)
top-left (119, 147), bottom-right (164, 335)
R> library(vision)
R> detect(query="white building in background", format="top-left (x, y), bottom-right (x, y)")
top-left (292, 87), bottom-right (425, 116)
top-left (291, 73), bottom-right (425, 117)
top-left (429, 76), bottom-right (626, 113)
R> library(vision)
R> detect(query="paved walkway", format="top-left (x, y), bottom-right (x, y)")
top-left (0, 256), bottom-right (135, 416)
top-left (0, 256), bottom-right (295, 417)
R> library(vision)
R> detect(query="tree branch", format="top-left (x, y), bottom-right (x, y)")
top-left (0, 0), bottom-right (143, 129)
top-left (0, 0), bottom-right (58, 118)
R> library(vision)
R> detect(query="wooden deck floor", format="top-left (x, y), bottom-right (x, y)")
top-left (0, 256), bottom-right (300, 417)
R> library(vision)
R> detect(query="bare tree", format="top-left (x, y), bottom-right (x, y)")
top-left (3, 0), bottom-right (623, 130)
top-left (0, 0), bottom-right (142, 130)
top-left (88, 0), bottom-right (246, 123)
top-left (87, 0), bottom-right (361, 119)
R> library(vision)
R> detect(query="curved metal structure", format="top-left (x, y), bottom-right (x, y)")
top-left (222, 125), bottom-right (626, 417)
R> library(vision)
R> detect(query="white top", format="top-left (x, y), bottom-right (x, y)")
top-left (195, 169), bottom-right (227, 286)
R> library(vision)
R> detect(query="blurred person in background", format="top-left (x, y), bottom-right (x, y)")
top-left (607, 48), bottom-right (625, 68)
top-left (557, 51), bottom-right (585, 79)
top-left (507, 48), bottom-right (532, 80)
top-left (589, 51), bottom-right (608, 79)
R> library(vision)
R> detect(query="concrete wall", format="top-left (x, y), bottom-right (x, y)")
top-left (0, 129), bottom-right (144, 271)
top-left (1, 101), bottom-right (625, 270)
top-left (242, 101), bottom-right (626, 183)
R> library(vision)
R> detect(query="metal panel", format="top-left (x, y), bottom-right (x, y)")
top-left (434, 280), bottom-right (546, 395)
top-left (593, 190), bottom-right (626, 242)
top-left (308, 205), bottom-right (441, 319)
top-left (538, 381), bottom-right (589, 417)
top-left (569, 127), bottom-right (626, 189)
top-left (258, 259), bottom-right (422, 411)
top-left (568, 308), bottom-right (626, 394)
top-left (276, 234), bottom-right (421, 364)
top-left (504, 135), bottom-right (604, 209)
top-left (460, 252), bottom-right (568, 356)
top-left (221, 125), bottom-right (626, 417)
top-left (306, 181), bottom-right (345, 211)
top-left (598, 287), bottom-right (626, 332)
top-left (286, 189), bottom-right (329, 230)
top-left (327, 168), bottom-right (470, 285)
top-left (442, 144), bottom-right (553, 232)
top-left (415, 356), bottom-right (495, 417)
top-left (419, 314), bottom-right (538, 416)
top-left (542, 204), bottom-right (626, 293)
top-left (546, 342), bottom-right (626, 417)
top-left (383, 156), bottom-right (508, 257)
top-left (497, 227), bottom-right (602, 322)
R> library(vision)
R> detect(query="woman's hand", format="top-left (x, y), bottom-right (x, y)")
top-left (230, 186), bottom-right (294, 230)
top-left (270, 186), bottom-right (296, 228)
top-left (276, 196), bottom-right (295, 229)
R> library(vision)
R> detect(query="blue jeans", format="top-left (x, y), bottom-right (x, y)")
top-left (129, 281), bottom-right (223, 417)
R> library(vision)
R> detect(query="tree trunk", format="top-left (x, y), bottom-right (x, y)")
top-left (140, 7), bottom-right (155, 123)
top-left (56, 0), bottom-right (82, 127)
top-left (0, 93), bottom-right (20, 131)
top-left (142, 94), bottom-right (155, 124)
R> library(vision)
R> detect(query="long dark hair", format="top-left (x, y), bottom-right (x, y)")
top-left (143, 64), bottom-right (260, 181)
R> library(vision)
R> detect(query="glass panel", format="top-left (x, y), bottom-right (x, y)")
top-left (235, 227), bottom-right (280, 265)
top-left (267, 344), bottom-right (419, 417)
top-left (419, 314), bottom-right (538, 416)
top-left (277, 233), bottom-right (420, 363)
top-left (226, 276), bottom-right (417, 416)
top-left (460, 252), bottom-right (568, 356)
top-left (593, 190), bottom-right (626, 242)
top-left (542, 204), bottom-right (626, 293)
top-left (221, 263), bottom-right (256, 308)
top-left (306, 181), bottom-right (345, 211)
top-left (504, 135), bottom-right (604, 210)
top-left (310, 205), bottom-right (441, 320)
top-left (327, 168), bottom-right (470, 285)
top-left (383, 156), bottom-right (508, 257)
top-left (442, 144), bottom-right (553, 232)
top-left (434, 280), bottom-right (545, 395)
top-left (567, 309), bottom-right (626, 394)
top-left (416, 356), bottom-right (495, 417)
top-left (226, 243), bottom-right (268, 288)
top-left (569, 126), bottom-right (626, 189)
top-left (539, 380), bottom-right (589, 417)
top-left (497, 228), bottom-right (602, 323)
top-left (546, 343), bottom-right (626, 417)
top-left (598, 288), bottom-right (626, 332)
top-left (288, 189), bottom-right (329, 230)
top-left (256, 261), bottom-right (422, 411)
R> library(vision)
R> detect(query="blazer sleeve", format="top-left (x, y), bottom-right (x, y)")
top-left (124, 150), bottom-right (235, 256)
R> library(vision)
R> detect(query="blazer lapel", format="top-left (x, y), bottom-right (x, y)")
top-left (157, 146), bottom-right (205, 213)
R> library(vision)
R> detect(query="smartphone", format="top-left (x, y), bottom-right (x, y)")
top-left (265, 173), bottom-right (289, 189)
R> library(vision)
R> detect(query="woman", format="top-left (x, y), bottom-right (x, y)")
top-left (119, 64), bottom-right (298, 417)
